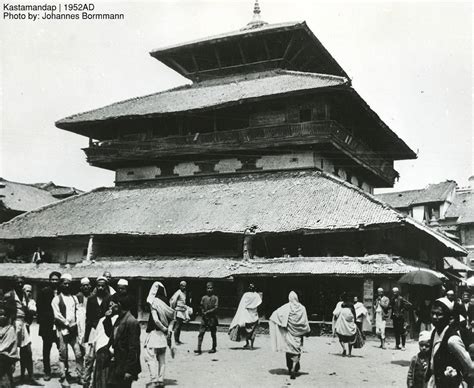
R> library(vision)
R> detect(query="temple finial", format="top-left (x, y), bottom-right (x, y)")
top-left (241, 0), bottom-right (268, 30)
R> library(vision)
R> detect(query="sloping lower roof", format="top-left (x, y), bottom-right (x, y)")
top-left (444, 257), bottom-right (472, 272)
top-left (0, 255), bottom-right (440, 280)
top-left (445, 190), bottom-right (474, 224)
top-left (0, 178), bottom-right (58, 213)
top-left (377, 181), bottom-right (457, 208)
top-left (0, 170), bottom-right (402, 238)
top-left (56, 70), bottom-right (348, 127)
top-left (0, 170), bottom-right (465, 255)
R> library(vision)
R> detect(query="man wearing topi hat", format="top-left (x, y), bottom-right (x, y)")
top-left (51, 274), bottom-right (83, 387)
top-left (390, 287), bottom-right (413, 351)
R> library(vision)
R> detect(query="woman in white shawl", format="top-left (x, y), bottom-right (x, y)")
top-left (333, 293), bottom-right (357, 356)
top-left (269, 291), bottom-right (311, 380)
top-left (144, 282), bottom-right (176, 388)
top-left (228, 283), bottom-right (262, 349)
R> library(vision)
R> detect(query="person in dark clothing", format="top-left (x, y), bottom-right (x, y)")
top-left (4, 277), bottom-right (40, 386)
top-left (85, 277), bottom-right (110, 342)
top-left (425, 297), bottom-right (474, 387)
top-left (194, 282), bottom-right (219, 355)
top-left (407, 330), bottom-right (430, 388)
top-left (83, 276), bottom-right (110, 387)
top-left (457, 291), bottom-right (474, 349)
top-left (37, 271), bottom-right (61, 381)
top-left (416, 299), bottom-right (433, 333)
top-left (106, 294), bottom-right (141, 388)
top-left (390, 287), bottom-right (413, 350)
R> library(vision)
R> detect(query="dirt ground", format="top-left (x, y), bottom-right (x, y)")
top-left (16, 324), bottom-right (417, 387)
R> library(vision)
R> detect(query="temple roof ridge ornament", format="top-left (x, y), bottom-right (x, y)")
top-left (241, 0), bottom-right (268, 30)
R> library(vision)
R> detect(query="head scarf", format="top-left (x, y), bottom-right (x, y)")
top-left (147, 282), bottom-right (175, 327)
top-left (179, 281), bottom-right (187, 287)
top-left (81, 277), bottom-right (90, 285)
top-left (61, 273), bottom-right (72, 281)
top-left (269, 291), bottom-right (310, 335)
top-left (22, 284), bottom-right (32, 292)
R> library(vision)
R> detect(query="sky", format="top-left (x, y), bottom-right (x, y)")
top-left (1, 0), bottom-right (472, 192)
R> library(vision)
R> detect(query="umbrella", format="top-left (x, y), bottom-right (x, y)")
top-left (398, 269), bottom-right (443, 286)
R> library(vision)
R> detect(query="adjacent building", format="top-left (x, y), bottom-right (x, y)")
top-left (0, 3), bottom-right (466, 322)
top-left (378, 177), bottom-right (474, 270)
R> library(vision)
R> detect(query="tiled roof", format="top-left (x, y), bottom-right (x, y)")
top-left (444, 257), bottom-right (472, 272)
top-left (56, 70), bottom-right (348, 127)
top-left (0, 170), bottom-right (402, 238)
top-left (152, 21), bottom-right (304, 53)
top-left (0, 255), bottom-right (440, 280)
top-left (445, 190), bottom-right (474, 224)
top-left (377, 181), bottom-right (457, 208)
top-left (0, 170), bottom-right (465, 254)
top-left (0, 178), bottom-right (58, 213)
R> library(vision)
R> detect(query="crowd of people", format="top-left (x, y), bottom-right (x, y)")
top-left (2, 272), bottom-right (474, 387)
top-left (330, 286), bottom-right (474, 387)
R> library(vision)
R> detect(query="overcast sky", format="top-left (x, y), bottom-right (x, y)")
top-left (1, 0), bottom-right (472, 192)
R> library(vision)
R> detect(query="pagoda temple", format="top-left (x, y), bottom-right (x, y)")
top-left (0, 2), bottom-right (466, 323)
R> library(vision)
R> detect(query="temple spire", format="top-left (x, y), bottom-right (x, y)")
top-left (241, 0), bottom-right (268, 30)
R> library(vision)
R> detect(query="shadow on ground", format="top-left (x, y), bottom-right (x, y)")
top-left (268, 368), bottom-right (309, 376)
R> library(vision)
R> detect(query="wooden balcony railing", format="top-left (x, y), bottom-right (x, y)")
top-left (85, 120), bottom-right (398, 183)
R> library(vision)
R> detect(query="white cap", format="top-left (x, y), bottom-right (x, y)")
top-left (436, 297), bottom-right (454, 311)
top-left (23, 284), bottom-right (32, 292)
top-left (96, 276), bottom-right (107, 282)
top-left (81, 277), bottom-right (90, 285)
top-left (61, 273), bottom-right (72, 281)
top-left (117, 279), bottom-right (128, 286)
top-left (377, 287), bottom-right (384, 292)
top-left (392, 287), bottom-right (399, 292)
top-left (419, 331), bottom-right (431, 342)
top-left (446, 290), bottom-right (455, 295)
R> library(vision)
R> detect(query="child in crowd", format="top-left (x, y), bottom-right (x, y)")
top-left (407, 330), bottom-right (431, 388)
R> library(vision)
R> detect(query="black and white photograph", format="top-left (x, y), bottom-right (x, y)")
top-left (0, 0), bottom-right (472, 386)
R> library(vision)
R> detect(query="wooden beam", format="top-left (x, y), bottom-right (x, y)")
top-left (287, 43), bottom-right (309, 66)
top-left (263, 38), bottom-right (271, 60)
top-left (238, 42), bottom-right (247, 64)
top-left (214, 47), bottom-right (222, 68)
top-left (191, 58), bottom-right (283, 75)
top-left (191, 53), bottom-right (199, 72)
top-left (85, 235), bottom-right (94, 262)
top-left (283, 33), bottom-right (297, 60)
top-left (165, 57), bottom-right (190, 75)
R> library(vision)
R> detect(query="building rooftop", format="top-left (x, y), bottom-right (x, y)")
top-left (0, 170), bottom-right (464, 255)
top-left (56, 70), bottom-right (348, 129)
top-left (0, 178), bottom-right (58, 213)
top-left (445, 189), bottom-right (474, 224)
top-left (377, 181), bottom-right (457, 208)
top-left (150, 21), bottom-right (349, 80)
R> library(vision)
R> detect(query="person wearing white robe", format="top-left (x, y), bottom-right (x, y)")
top-left (269, 291), bottom-right (310, 380)
top-left (228, 283), bottom-right (262, 349)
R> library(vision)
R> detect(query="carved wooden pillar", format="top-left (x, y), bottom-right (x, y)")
top-left (85, 235), bottom-right (94, 262)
